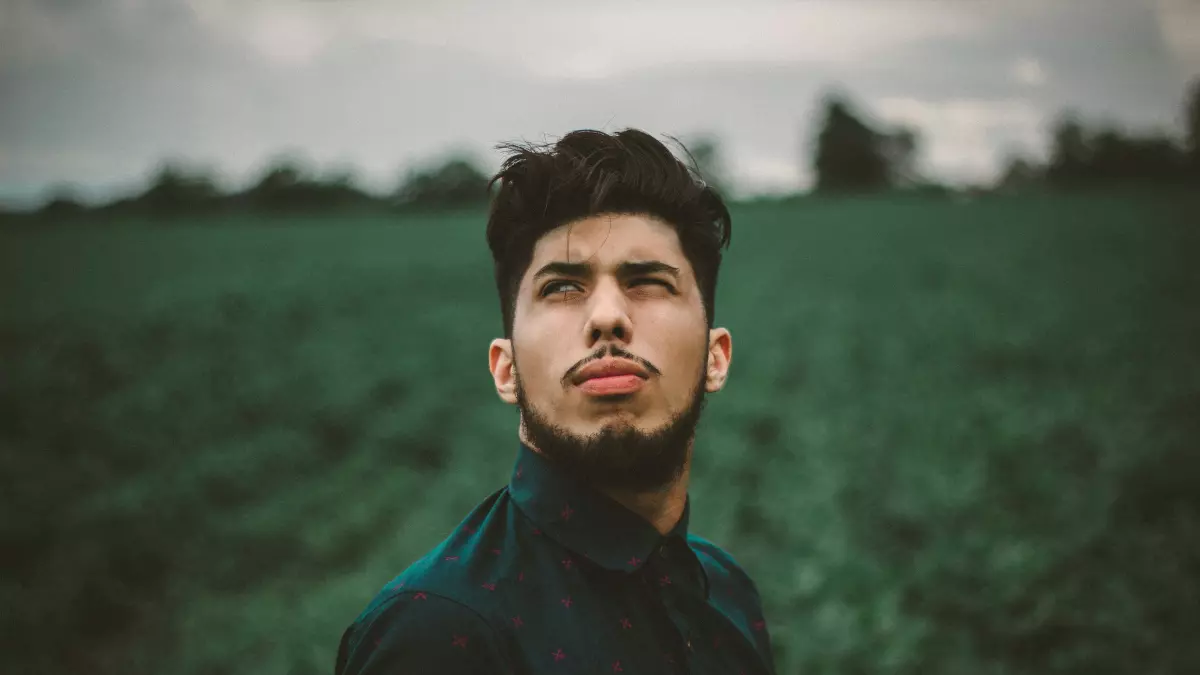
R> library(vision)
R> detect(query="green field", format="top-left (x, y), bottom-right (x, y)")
top-left (2, 193), bottom-right (1198, 674)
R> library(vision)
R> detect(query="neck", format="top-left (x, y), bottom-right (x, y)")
top-left (520, 427), bottom-right (693, 536)
top-left (603, 452), bottom-right (691, 535)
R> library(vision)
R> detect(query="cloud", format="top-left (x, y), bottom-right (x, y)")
top-left (1155, 0), bottom-right (1200, 71)
top-left (0, 0), bottom-right (102, 68)
top-left (183, 0), bottom-right (987, 78)
top-left (3, 0), bottom-right (989, 201)
top-left (874, 97), bottom-right (1047, 184)
top-left (0, 0), bottom-right (1190, 204)
top-left (733, 156), bottom-right (805, 194)
top-left (1010, 57), bottom-right (1048, 87)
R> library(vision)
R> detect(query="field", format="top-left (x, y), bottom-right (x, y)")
top-left (2, 192), bottom-right (1198, 675)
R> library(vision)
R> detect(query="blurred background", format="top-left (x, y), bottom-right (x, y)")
top-left (2, 1), bottom-right (1199, 673)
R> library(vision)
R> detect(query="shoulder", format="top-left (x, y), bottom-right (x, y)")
top-left (687, 533), bottom-right (776, 672)
top-left (335, 589), bottom-right (512, 675)
top-left (336, 489), bottom-right (520, 674)
top-left (687, 532), bottom-right (763, 599)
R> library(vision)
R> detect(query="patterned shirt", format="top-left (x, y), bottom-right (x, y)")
top-left (334, 441), bottom-right (776, 674)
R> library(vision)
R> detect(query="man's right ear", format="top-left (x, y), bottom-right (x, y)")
top-left (489, 338), bottom-right (518, 405)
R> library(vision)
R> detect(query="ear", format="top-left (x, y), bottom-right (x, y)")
top-left (704, 327), bottom-right (732, 393)
top-left (489, 338), bottom-right (518, 405)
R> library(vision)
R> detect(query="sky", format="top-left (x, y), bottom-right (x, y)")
top-left (1, 0), bottom-right (1197, 207)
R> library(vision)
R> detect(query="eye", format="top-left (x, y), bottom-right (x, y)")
top-left (540, 280), bottom-right (582, 297)
top-left (632, 278), bottom-right (675, 292)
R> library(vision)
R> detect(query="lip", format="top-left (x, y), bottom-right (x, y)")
top-left (578, 374), bottom-right (645, 396)
top-left (572, 358), bottom-right (650, 385)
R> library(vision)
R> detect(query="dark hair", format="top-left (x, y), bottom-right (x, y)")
top-left (486, 128), bottom-right (733, 339)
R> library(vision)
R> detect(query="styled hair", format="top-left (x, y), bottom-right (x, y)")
top-left (486, 128), bottom-right (733, 339)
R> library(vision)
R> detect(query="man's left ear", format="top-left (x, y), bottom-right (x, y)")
top-left (705, 327), bottom-right (732, 393)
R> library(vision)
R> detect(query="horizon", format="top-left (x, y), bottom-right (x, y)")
top-left (2, 0), bottom-right (1198, 208)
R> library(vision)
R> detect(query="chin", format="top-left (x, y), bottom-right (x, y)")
top-left (590, 415), bottom-right (669, 438)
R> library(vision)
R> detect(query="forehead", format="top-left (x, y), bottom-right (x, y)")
top-left (525, 214), bottom-right (687, 274)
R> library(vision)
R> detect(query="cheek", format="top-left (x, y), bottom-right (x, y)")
top-left (658, 338), bottom-right (708, 394)
top-left (513, 339), bottom-right (559, 394)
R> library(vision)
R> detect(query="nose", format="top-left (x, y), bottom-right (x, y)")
top-left (584, 278), bottom-right (633, 347)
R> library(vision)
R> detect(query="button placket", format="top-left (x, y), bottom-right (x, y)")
top-left (641, 552), bottom-right (693, 672)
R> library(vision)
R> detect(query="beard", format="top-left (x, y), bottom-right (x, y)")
top-left (513, 356), bottom-right (709, 494)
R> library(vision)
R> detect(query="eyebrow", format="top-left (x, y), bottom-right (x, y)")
top-left (531, 260), bottom-right (681, 285)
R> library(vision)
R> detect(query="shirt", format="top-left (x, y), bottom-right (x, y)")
top-left (334, 441), bottom-right (776, 675)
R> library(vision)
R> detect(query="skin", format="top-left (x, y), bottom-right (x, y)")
top-left (488, 213), bottom-right (732, 535)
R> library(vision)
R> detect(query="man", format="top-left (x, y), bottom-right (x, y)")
top-left (334, 129), bottom-right (776, 674)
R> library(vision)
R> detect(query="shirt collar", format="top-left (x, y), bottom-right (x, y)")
top-left (508, 440), bottom-right (692, 574)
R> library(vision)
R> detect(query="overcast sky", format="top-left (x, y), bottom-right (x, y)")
top-left (1, 0), bottom-right (1197, 206)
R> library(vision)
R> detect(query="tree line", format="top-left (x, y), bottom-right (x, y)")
top-left (1001, 97), bottom-right (1200, 191)
top-left (35, 151), bottom-right (495, 220)
top-left (997, 78), bottom-right (1200, 192)
top-left (813, 77), bottom-right (1200, 194)
top-left (19, 77), bottom-right (1200, 220)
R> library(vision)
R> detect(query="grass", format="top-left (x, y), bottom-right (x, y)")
top-left (1, 191), bottom-right (1198, 674)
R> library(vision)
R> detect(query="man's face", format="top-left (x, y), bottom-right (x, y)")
top-left (488, 213), bottom-right (732, 492)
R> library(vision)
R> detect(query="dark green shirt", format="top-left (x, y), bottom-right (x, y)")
top-left (335, 441), bottom-right (776, 674)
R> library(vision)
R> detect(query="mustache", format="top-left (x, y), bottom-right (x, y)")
top-left (564, 345), bottom-right (661, 384)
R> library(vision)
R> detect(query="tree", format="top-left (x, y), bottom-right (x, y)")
top-left (996, 155), bottom-right (1042, 193)
top-left (321, 165), bottom-right (358, 191)
top-left (1044, 112), bottom-right (1187, 187)
top-left (882, 126), bottom-right (921, 187)
top-left (1091, 127), bottom-right (1183, 183)
top-left (391, 155), bottom-right (491, 210)
top-left (249, 155), bottom-right (307, 196)
top-left (1185, 77), bottom-right (1200, 173)
top-left (239, 155), bottom-right (334, 213)
top-left (811, 95), bottom-right (890, 193)
top-left (1046, 113), bottom-right (1092, 186)
top-left (135, 161), bottom-right (221, 215)
top-left (37, 185), bottom-right (87, 221)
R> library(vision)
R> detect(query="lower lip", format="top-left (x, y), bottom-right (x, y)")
top-left (578, 375), bottom-right (645, 395)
